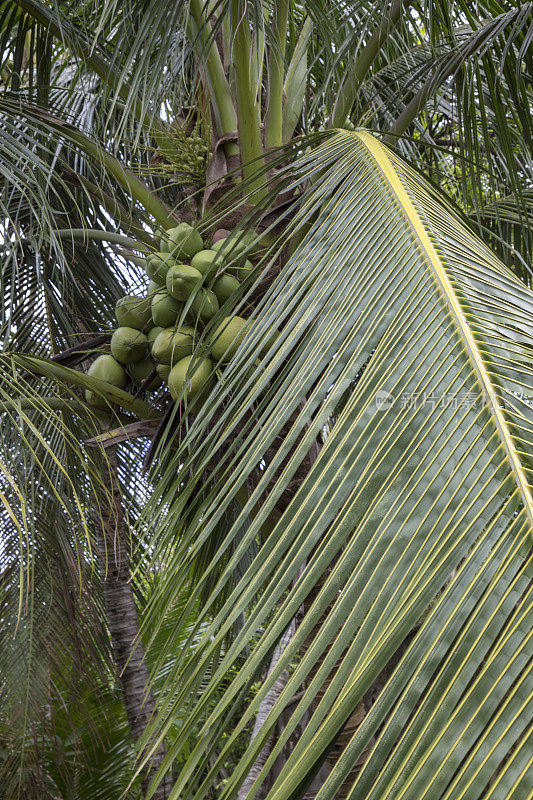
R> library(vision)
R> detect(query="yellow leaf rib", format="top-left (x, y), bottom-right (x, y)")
top-left (353, 128), bottom-right (533, 531)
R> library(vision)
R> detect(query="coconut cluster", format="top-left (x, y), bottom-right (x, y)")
top-left (85, 222), bottom-right (261, 409)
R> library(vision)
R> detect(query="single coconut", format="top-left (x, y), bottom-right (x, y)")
top-left (158, 231), bottom-right (171, 253)
top-left (85, 389), bottom-right (108, 408)
top-left (147, 251), bottom-right (174, 268)
top-left (151, 326), bottom-right (195, 366)
top-left (191, 289), bottom-right (219, 324)
top-left (211, 315), bottom-right (250, 362)
top-left (166, 264), bottom-right (203, 300)
top-left (147, 279), bottom-right (161, 295)
top-left (211, 228), bottom-right (231, 244)
top-left (85, 355), bottom-right (126, 407)
top-left (156, 363), bottom-right (171, 381)
top-left (212, 274), bottom-right (240, 305)
top-left (145, 265), bottom-right (166, 285)
top-left (115, 294), bottom-right (152, 331)
top-left (211, 237), bottom-right (247, 267)
top-left (260, 327), bottom-right (280, 355)
top-left (110, 327), bottom-right (148, 363)
top-left (147, 325), bottom-right (164, 352)
top-left (239, 229), bottom-right (260, 257)
top-left (129, 357), bottom-right (162, 389)
top-left (87, 354), bottom-right (126, 387)
top-left (228, 259), bottom-right (254, 279)
top-left (190, 249), bottom-right (219, 276)
top-left (146, 252), bottom-right (176, 284)
top-left (151, 290), bottom-right (182, 327)
top-left (168, 355), bottom-right (213, 402)
top-left (166, 223), bottom-right (203, 260)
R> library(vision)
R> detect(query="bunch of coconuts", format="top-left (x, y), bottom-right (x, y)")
top-left (86, 222), bottom-right (264, 410)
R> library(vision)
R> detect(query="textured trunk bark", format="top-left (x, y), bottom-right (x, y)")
top-left (94, 445), bottom-right (171, 799)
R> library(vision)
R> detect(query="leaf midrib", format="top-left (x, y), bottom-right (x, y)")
top-left (353, 129), bottom-right (533, 530)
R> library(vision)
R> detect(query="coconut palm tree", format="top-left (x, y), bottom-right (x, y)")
top-left (0, 2), bottom-right (532, 799)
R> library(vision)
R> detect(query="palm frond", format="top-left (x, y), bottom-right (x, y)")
top-left (135, 130), bottom-right (533, 800)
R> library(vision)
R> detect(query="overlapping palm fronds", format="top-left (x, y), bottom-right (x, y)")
top-left (0, 1), bottom-right (531, 798)
top-left (134, 131), bottom-right (533, 800)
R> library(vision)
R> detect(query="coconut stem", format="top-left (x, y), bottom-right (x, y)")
top-left (264, 0), bottom-right (289, 149)
top-left (188, 0), bottom-right (238, 142)
top-left (230, 0), bottom-right (267, 201)
top-left (53, 229), bottom-right (151, 252)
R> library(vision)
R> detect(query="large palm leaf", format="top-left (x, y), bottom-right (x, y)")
top-left (135, 130), bottom-right (533, 800)
top-left (1, 1), bottom-right (532, 796)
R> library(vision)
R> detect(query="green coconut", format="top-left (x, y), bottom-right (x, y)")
top-left (115, 294), bottom-right (152, 331)
top-left (147, 325), bottom-right (164, 351)
top-left (146, 252), bottom-right (176, 284)
top-left (158, 231), bottom-right (171, 253)
top-left (145, 264), bottom-right (165, 285)
top-left (85, 389), bottom-right (107, 408)
top-left (166, 264), bottom-right (203, 300)
top-left (147, 251), bottom-right (173, 268)
top-left (191, 289), bottom-right (219, 324)
top-left (168, 355), bottom-right (213, 402)
top-left (87, 354), bottom-right (126, 387)
top-left (110, 327), bottom-right (148, 364)
top-left (151, 326), bottom-right (195, 366)
top-left (151, 290), bottom-right (182, 327)
top-left (85, 355), bottom-right (126, 406)
top-left (147, 279), bottom-right (161, 295)
top-left (212, 274), bottom-right (240, 305)
top-left (228, 259), bottom-right (254, 279)
top-left (211, 316), bottom-right (250, 362)
top-left (190, 249), bottom-right (220, 276)
top-left (129, 357), bottom-right (162, 389)
top-left (156, 363), bottom-right (171, 381)
top-left (166, 223), bottom-right (203, 260)
top-left (211, 237), bottom-right (247, 267)
top-left (260, 327), bottom-right (280, 355)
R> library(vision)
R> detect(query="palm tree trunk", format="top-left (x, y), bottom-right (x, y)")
top-left (94, 445), bottom-right (171, 799)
